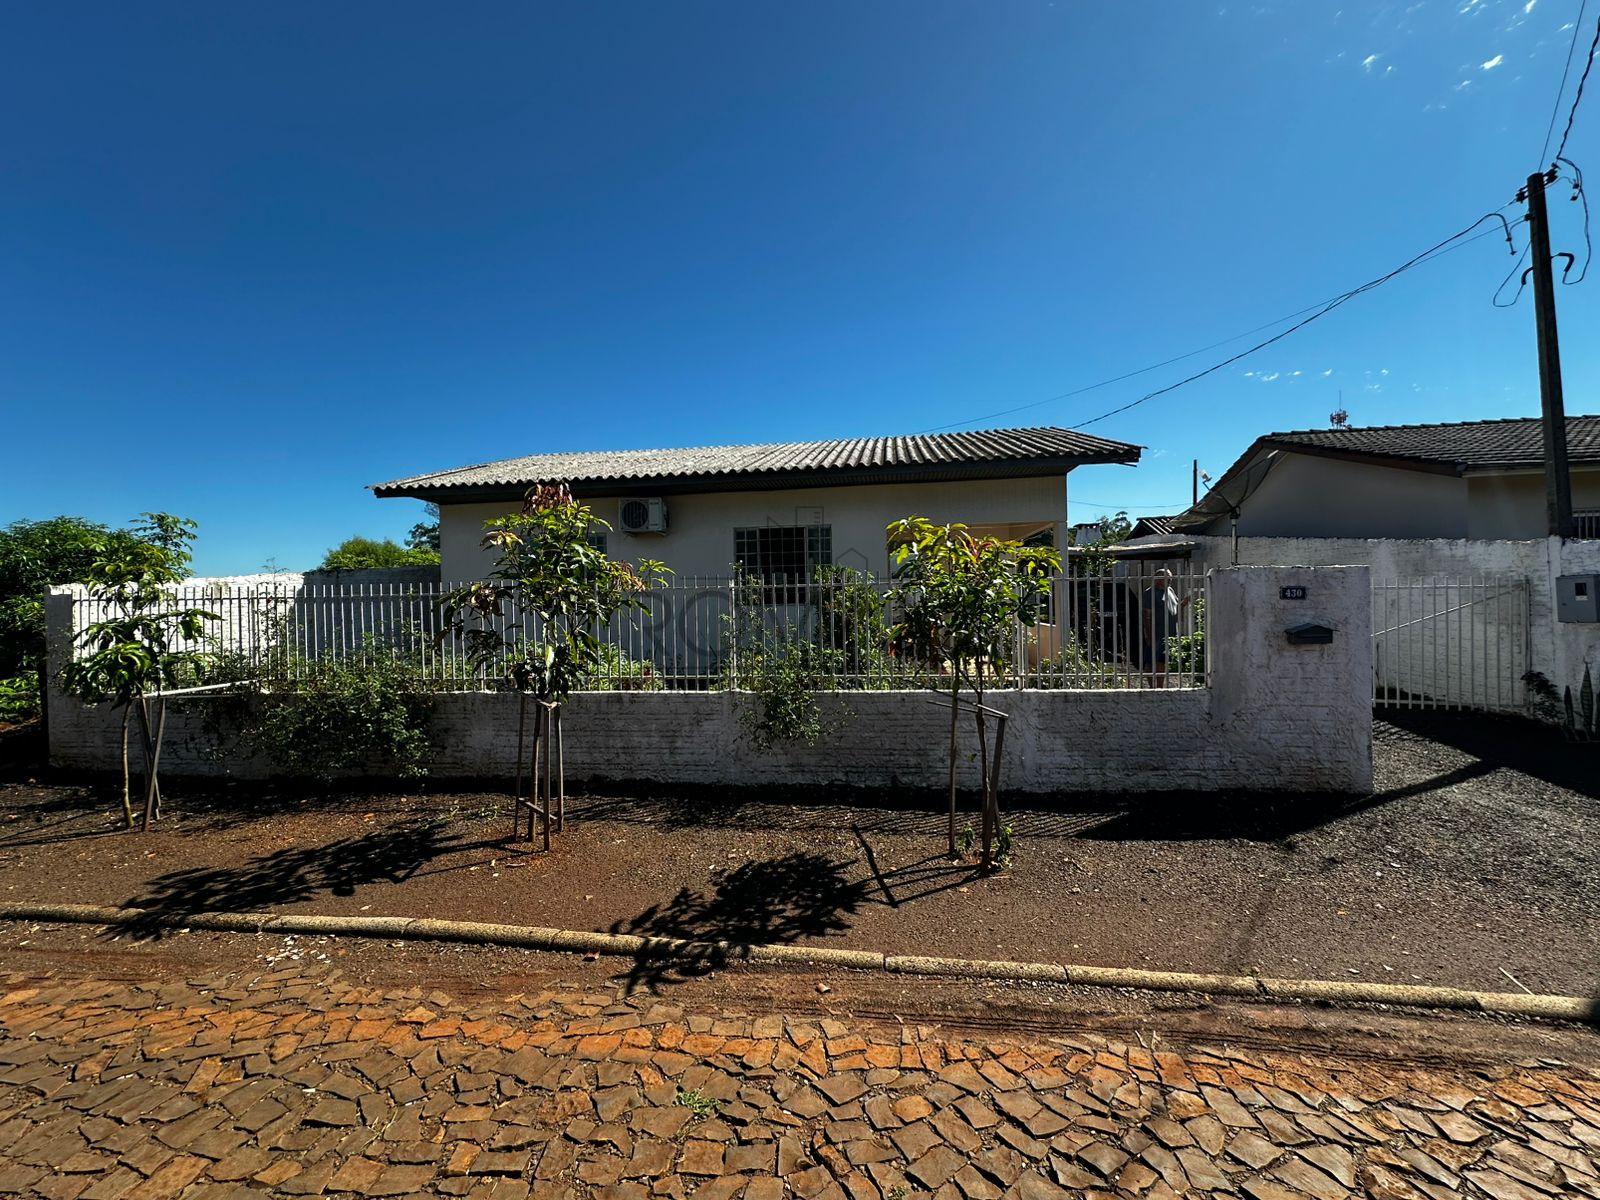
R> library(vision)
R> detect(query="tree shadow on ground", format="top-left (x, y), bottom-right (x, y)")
top-left (609, 851), bottom-right (873, 993)
top-left (110, 821), bottom-right (463, 939)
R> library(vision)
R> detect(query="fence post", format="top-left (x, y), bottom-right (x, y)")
top-left (727, 577), bottom-right (739, 688)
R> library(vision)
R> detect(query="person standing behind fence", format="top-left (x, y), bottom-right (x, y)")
top-left (1141, 568), bottom-right (1189, 685)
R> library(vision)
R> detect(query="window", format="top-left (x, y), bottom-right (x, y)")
top-left (734, 525), bottom-right (831, 602)
top-left (586, 532), bottom-right (608, 556)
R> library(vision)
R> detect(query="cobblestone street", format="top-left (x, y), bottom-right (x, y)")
top-left (1, 949), bottom-right (1597, 1200)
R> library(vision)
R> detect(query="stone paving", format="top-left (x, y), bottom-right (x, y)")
top-left (0, 962), bottom-right (1598, 1200)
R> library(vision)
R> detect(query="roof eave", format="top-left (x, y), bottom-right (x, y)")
top-left (373, 450), bottom-right (1140, 503)
top-left (1260, 439), bottom-right (1465, 477)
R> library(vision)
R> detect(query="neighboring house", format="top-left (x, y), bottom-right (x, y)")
top-left (372, 426), bottom-right (1141, 582)
top-left (1173, 416), bottom-right (1600, 540)
top-left (1112, 415), bottom-right (1600, 714)
top-left (1128, 515), bottom-right (1177, 538)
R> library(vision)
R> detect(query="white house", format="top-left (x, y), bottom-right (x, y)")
top-left (1115, 416), bottom-right (1600, 713)
top-left (373, 426), bottom-right (1142, 582)
top-left (1172, 415), bottom-right (1600, 540)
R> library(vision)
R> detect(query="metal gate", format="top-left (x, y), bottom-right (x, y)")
top-left (1371, 577), bottom-right (1530, 712)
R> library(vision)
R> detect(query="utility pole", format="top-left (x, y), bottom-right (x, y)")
top-left (1191, 458), bottom-right (1198, 507)
top-left (1525, 168), bottom-right (1574, 539)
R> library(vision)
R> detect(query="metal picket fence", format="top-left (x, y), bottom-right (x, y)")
top-left (67, 570), bottom-right (1209, 693)
top-left (1371, 576), bottom-right (1530, 712)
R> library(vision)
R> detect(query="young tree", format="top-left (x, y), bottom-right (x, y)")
top-left (439, 485), bottom-right (667, 846)
top-left (886, 518), bottom-right (1060, 871)
top-left (0, 516), bottom-right (160, 721)
top-left (61, 514), bottom-right (215, 829)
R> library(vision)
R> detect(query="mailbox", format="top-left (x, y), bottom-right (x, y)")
top-left (1558, 574), bottom-right (1600, 623)
top-left (1285, 622), bottom-right (1334, 646)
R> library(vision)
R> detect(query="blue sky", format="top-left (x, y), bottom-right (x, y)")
top-left (2, 1), bottom-right (1596, 574)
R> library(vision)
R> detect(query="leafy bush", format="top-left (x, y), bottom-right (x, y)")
top-left (1027, 642), bottom-right (1129, 688)
top-left (580, 644), bottom-right (663, 691)
top-left (1165, 595), bottom-right (1206, 676)
top-left (244, 651), bottom-right (435, 781)
top-left (320, 536), bottom-right (439, 571)
top-left (0, 675), bottom-right (38, 723)
top-left (734, 641), bottom-right (843, 750)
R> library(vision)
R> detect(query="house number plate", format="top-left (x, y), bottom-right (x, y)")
top-left (1280, 586), bottom-right (1308, 600)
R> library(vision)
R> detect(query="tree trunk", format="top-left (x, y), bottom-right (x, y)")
top-left (512, 691), bottom-right (526, 838)
top-left (975, 665), bottom-right (991, 872)
top-left (119, 706), bottom-right (133, 830)
top-left (987, 712), bottom-right (1007, 867)
top-left (946, 674), bottom-right (960, 857)
top-left (553, 703), bottom-right (565, 833)
top-left (135, 696), bottom-right (156, 832)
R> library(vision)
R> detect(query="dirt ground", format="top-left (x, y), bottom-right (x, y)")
top-left (1, 711), bottom-right (1597, 998)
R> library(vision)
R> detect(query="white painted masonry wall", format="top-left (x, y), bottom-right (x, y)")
top-left (46, 567), bottom-right (1374, 794)
top-left (437, 476), bottom-right (1069, 583)
top-left (1189, 453), bottom-right (1600, 541)
top-left (1177, 534), bottom-right (1600, 694)
top-left (1229, 455), bottom-right (1468, 538)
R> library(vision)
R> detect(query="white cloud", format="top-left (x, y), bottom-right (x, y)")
top-left (1362, 53), bottom-right (1380, 71)
top-left (1322, 368), bottom-right (1334, 377)
top-left (1481, 53), bottom-right (1504, 69)
top-left (1260, 371), bottom-right (1281, 382)
top-left (1525, 0), bottom-right (1537, 13)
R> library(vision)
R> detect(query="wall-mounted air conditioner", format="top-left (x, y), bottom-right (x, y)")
top-left (619, 497), bottom-right (668, 534)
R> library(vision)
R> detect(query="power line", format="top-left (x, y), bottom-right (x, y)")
top-left (1554, 8), bottom-right (1600, 164)
top-left (914, 296), bottom-right (1353, 435)
top-left (917, 217), bottom-right (1512, 436)
top-left (1066, 212), bottom-right (1517, 431)
top-left (1556, 156), bottom-right (1593, 283)
top-left (1493, 239), bottom-right (1532, 307)
top-left (1542, 0), bottom-right (1591, 167)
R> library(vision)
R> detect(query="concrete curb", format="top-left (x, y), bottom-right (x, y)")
top-left (3, 901), bottom-right (1594, 1024)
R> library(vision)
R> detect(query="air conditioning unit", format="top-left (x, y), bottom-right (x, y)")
top-left (619, 497), bottom-right (668, 535)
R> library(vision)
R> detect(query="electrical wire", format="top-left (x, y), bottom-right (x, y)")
top-left (1066, 212), bottom-right (1518, 431)
top-left (1556, 155), bottom-right (1593, 283)
top-left (1543, 0), bottom-right (1591, 167)
top-left (1554, 9), bottom-right (1600, 164)
top-left (1492, 240), bottom-right (1532, 306)
top-left (914, 294), bottom-right (1358, 435)
top-left (918, 215), bottom-right (1515, 436)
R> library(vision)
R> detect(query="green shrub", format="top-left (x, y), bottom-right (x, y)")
top-left (319, 536), bottom-right (439, 571)
top-left (245, 652), bottom-right (435, 781)
top-left (1165, 596), bottom-right (1206, 676)
top-left (734, 641), bottom-right (843, 751)
top-left (580, 644), bottom-right (663, 691)
top-left (0, 675), bottom-right (38, 723)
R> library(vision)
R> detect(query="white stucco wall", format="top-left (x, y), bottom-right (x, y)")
top-left (1192, 452), bottom-right (1600, 542)
top-left (1227, 454), bottom-right (1468, 538)
top-left (437, 476), bottom-right (1070, 582)
top-left (1180, 533), bottom-right (1600, 699)
top-left (1465, 469), bottom-right (1600, 539)
top-left (46, 567), bottom-right (1374, 794)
